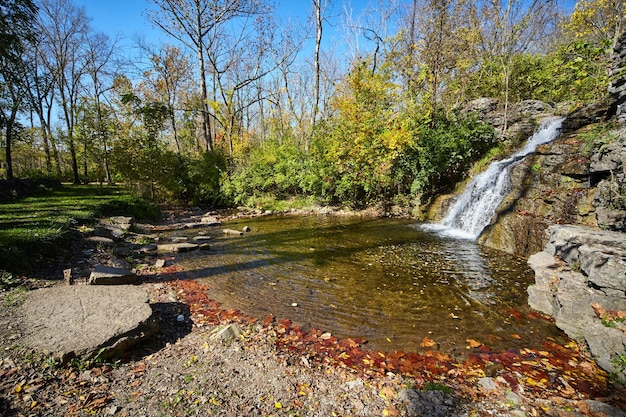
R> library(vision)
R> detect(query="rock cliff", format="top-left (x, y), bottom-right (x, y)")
top-left (527, 225), bottom-right (626, 381)
top-left (460, 29), bottom-right (626, 257)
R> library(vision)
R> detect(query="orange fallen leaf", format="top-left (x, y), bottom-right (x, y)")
top-left (511, 333), bottom-right (522, 339)
top-left (466, 339), bottom-right (481, 348)
top-left (420, 337), bottom-right (437, 348)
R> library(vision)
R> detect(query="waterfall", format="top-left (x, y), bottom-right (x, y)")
top-left (425, 117), bottom-right (564, 240)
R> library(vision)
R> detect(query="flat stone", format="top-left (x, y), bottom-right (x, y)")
top-left (102, 224), bottom-right (126, 239)
top-left (223, 228), bottom-right (243, 236)
top-left (20, 285), bottom-right (157, 362)
top-left (201, 215), bottom-right (221, 226)
top-left (108, 216), bottom-right (134, 231)
top-left (86, 236), bottom-right (115, 245)
top-left (137, 244), bottom-right (158, 253)
top-left (157, 242), bottom-right (199, 253)
top-left (89, 265), bottom-right (138, 285)
top-left (192, 236), bottom-right (212, 242)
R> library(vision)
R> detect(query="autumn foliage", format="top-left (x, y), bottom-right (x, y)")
top-left (169, 278), bottom-right (612, 402)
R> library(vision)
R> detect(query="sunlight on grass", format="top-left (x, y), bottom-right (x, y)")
top-left (0, 184), bottom-right (159, 272)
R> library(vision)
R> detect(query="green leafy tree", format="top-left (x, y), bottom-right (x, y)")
top-left (0, 0), bottom-right (38, 180)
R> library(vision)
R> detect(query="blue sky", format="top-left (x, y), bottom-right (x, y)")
top-left (74, 0), bottom-right (372, 50)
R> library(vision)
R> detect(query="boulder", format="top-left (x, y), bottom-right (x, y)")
top-left (561, 98), bottom-right (612, 133)
top-left (20, 285), bottom-right (157, 362)
top-left (528, 225), bottom-right (626, 380)
top-left (89, 265), bottom-right (138, 285)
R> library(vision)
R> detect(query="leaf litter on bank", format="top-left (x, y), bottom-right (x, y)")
top-left (169, 278), bottom-right (619, 406)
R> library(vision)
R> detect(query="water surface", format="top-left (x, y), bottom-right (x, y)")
top-left (171, 215), bottom-right (565, 354)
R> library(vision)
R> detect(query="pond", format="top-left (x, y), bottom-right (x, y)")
top-left (170, 214), bottom-right (566, 355)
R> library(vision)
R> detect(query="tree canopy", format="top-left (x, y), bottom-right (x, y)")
top-left (0, 0), bottom-right (619, 208)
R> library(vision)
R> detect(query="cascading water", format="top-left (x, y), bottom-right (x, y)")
top-left (426, 117), bottom-right (565, 240)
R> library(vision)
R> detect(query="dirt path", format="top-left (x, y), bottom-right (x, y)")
top-left (1, 211), bottom-right (625, 416)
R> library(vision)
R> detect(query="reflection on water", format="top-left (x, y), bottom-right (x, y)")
top-left (169, 215), bottom-right (565, 354)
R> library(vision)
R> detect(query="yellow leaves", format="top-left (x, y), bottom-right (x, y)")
top-left (525, 376), bottom-right (548, 388)
top-left (379, 386), bottom-right (397, 400)
top-left (564, 0), bottom-right (624, 39)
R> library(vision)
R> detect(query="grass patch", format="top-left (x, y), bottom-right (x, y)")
top-left (240, 194), bottom-right (320, 212)
top-left (0, 184), bottom-right (160, 273)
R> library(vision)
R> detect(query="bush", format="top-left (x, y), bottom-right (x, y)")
top-left (396, 112), bottom-right (497, 198)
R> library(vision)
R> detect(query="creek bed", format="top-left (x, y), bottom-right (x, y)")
top-left (169, 214), bottom-right (566, 355)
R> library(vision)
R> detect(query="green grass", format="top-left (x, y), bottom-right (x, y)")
top-left (0, 184), bottom-right (160, 273)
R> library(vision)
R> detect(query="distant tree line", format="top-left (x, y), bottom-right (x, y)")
top-left (0, 0), bottom-right (622, 208)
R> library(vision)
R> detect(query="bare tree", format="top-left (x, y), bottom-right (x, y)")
top-left (204, 6), bottom-right (300, 155)
top-left (24, 34), bottom-right (62, 177)
top-left (82, 31), bottom-right (120, 184)
top-left (309, 0), bottom-right (326, 152)
top-left (476, 0), bottom-right (558, 133)
top-left (147, 0), bottom-right (268, 153)
top-left (38, 0), bottom-right (90, 184)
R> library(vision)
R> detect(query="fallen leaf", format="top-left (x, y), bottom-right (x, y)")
top-left (466, 339), bottom-right (481, 348)
top-left (511, 334), bottom-right (522, 339)
top-left (420, 337), bottom-right (437, 348)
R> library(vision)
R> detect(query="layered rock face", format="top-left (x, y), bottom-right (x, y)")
top-left (477, 123), bottom-right (625, 256)
top-left (610, 31), bottom-right (626, 124)
top-left (528, 225), bottom-right (626, 380)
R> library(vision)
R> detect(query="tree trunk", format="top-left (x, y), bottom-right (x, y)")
top-left (308, 0), bottom-right (323, 152)
top-left (68, 136), bottom-right (79, 184)
top-left (196, 11), bottom-right (213, 152)
top-left (5, 128), bottom-right (14, 180)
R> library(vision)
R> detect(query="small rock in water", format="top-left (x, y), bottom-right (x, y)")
top-left (242, 226), bottom-right (251, 233)
top-left (155, 259), bottom-right (166, 268)
top-left (291, 302), bottom-right (298, 307)
top-left (177, 314), bottom-right (185, 322)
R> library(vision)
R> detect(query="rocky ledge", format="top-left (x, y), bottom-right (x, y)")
top-left (528, 225), bottom-right (626, 381)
